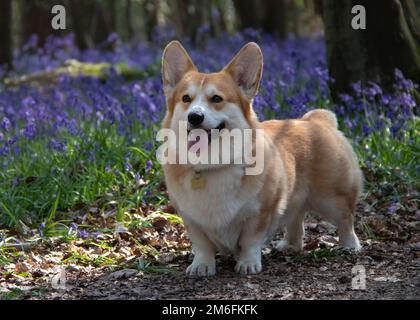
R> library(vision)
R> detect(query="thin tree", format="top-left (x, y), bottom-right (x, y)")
top-left (233, 0), bottom-right (261, 30)
top-left (233, 0), bottom-right (288, 38)
top-left (0, 0), bottom-right (12, 67)
top-left (319, 0), bottom-right (420, 101)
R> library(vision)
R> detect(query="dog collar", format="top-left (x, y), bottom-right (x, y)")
top-left (191, 171), bottom-right (206, 189)
top-left (190, 165), bottom-right (249, 190)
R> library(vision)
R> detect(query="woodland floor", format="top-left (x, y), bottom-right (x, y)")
top-left (2, 207), bottom-right (419, 300)
top-left (48, 227), bottom-right (419, 300)
top-left (48, 246), bottom-right (420, 300)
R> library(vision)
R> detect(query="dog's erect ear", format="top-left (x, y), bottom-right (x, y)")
top-left (162, 41), bottom-right (197, 96)
top-left (223, 42), bottom-right (263, 100)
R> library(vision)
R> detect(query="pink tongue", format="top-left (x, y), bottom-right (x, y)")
top-left (187, 134), bottom-right (209, 152)
top-left (187, 139), bottom-right (198, 151)
top-left (187, 134), bottom-right (202, 151)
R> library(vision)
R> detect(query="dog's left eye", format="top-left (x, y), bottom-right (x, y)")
top-left (210, 95), bottom-right (223, 103)
top-left (182, 95), bottom-right (192, 103)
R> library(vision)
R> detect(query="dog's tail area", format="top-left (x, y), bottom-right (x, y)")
top-left (302, 109), bottom-right (338, 128)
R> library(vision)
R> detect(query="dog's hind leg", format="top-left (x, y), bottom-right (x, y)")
top-left (311, 195), bottom-right (361, 251)
top-left (274, 201), bottom-right (307, 252)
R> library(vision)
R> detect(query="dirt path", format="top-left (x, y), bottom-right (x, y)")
top-left (43, 218), bottom-right (420, 300)
top-left (2, 190), bottom-right (418, 301)
top-left (52, 248), bottom-right (419, 300)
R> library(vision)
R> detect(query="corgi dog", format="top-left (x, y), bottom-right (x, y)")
top-left (160, 41), bottom-right (362, 276)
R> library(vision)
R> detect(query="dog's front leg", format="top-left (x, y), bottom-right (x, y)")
top-left (184, 219), bottom-right (216, 276)
top-left (235, 216), bottom-right (267, 275)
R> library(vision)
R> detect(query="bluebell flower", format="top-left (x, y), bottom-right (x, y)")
top-left (351, 81), bottom-right (362, 97)
top-left (39, 222), bottom-right (46, 237)
top-left (145, 160), bottom-right (153, 172)
top-left (50, 139), bottom-right (67, 152)
top-left (1, 117), bottom-right (11, 133)
top-left (77, 230), bottom-right (89, 239)
top-left (21, 123), bottom-right (36, 140)
top-left (124, 161), bottom-right (133, 172)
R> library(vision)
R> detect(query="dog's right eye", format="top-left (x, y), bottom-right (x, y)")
top-left (182, 95), bottom-right (191, 103)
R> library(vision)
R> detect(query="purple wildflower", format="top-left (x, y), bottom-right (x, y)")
top-left (124, 161), bottom-right (133, 172)
top-left (135, 172), bottom-right (141, 185)
top-left (39, 222), bottom-right (46, 237)
top-left (387, 202), bottom-right (399, 214)
top-left (77, 230), bottom-right (89, 239)
top-left (70, 222), bottom-right (78, 232)
top-left (1, 117), bottom-right (11, 133)
top-left (145, 160), bottom-right (153, 172)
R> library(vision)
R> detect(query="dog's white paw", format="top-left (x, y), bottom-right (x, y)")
top-left (274, 239), bottom-right (302, 252)
top-left (186, 260), bottom-right (216, 277)
top-left (339, 234), bottom-right (362, 252)
top-left (234, 260), bottom-right (262, 275)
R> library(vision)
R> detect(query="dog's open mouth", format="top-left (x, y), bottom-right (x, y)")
top-left (187, 122), bottom-right (226, 151)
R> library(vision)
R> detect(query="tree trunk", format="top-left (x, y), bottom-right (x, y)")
top-left (234, 0), bottom-right (287, 38)
top-left (211, 1), bottom-right (229, 35)
top-left (143, 0), bottom-right (159, 41)
top-left (125, 0), bottom-right (133, 40)
top-left (169, 0), bottom-right (211, 44)
top-left (233, 0), bottom-right (261, 30)
top-left (20, 0), bottom-right (70, 47)
top-left (22, 0), bottom-right (53, 45)
top-left (401, 0), bottom-right (420, 44)
top-left (262, 0), bottom-right (287, 38)
top-left (69, 0), bottom-right (117, 48)
top-left (321, 0), bottom-right (420, 101)
top-left (68, 0), bottom-right (94, 48)
top-left (416, 0), bottom-right (420, 16)
top-left (92, 0), bottom-right (117, 44)
top-left (0, 0), bottom-right (12, 67)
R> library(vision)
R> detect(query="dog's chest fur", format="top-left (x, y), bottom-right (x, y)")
top-left (166, 166), bottom-right (262, 252)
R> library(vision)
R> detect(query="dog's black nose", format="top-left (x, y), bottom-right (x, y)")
top-left (188, 111), bottom-right (204, 126)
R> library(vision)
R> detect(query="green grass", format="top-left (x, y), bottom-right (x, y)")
top-left (294, 248), bottom-right (338, 262)
top-left (62, 251), bottom-right (119, 267)
top-left (0, 287), bottom-right (46, 300)
top-left (361, 222), bottom-right (382, 241)
top-left (0, 121), bottom-right (165, 228)
top-left (0, 100), bottom-right (418, 233)
top-left (348, 118), bottom-right (419, 215)
top-left (135, 257), bottom-right (179, 274)
top-left (350, 119), bottom-right (419, 187)
top-left (0, 288), bottom-right (25, 300)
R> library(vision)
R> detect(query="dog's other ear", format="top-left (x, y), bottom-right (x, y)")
top-left (223, 42), bottom-right (263, 100)
top-left (162, 41), bottom-right (197, 96)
